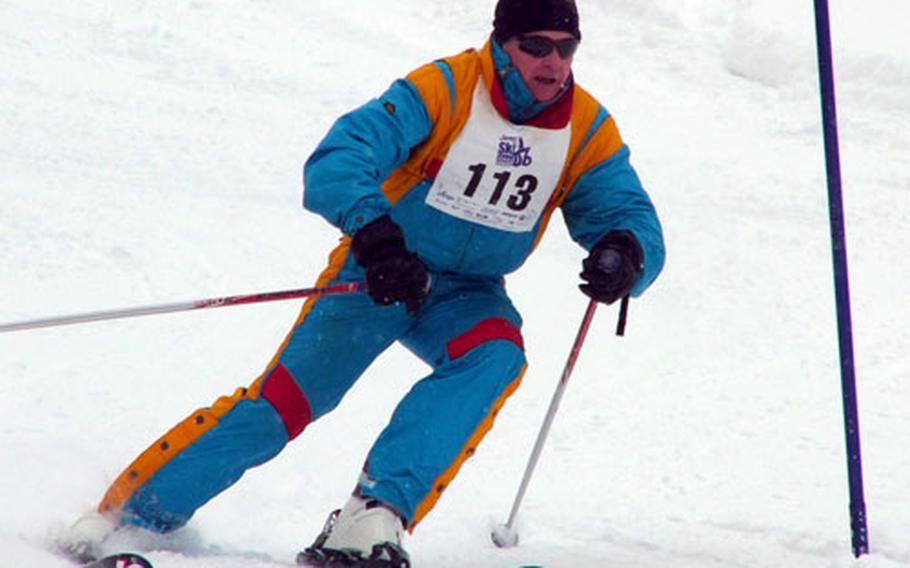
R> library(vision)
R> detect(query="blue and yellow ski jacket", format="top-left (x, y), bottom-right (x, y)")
top-left (304, 40), bottom-right (664, 296)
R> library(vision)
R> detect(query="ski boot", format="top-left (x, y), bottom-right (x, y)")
top-left (297, 495), bottom-right (410, 567)
top-left (58, 510), bottom-right (118, 563)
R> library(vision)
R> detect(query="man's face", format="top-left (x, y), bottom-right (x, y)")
top-left (502, 30), bottom-right (577, 103)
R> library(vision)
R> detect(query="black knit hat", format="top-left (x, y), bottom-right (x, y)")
top-left (493, 0), bottom-right (581, 43)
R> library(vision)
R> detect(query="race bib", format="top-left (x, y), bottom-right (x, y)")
top-left (426, 83), bottom-right (571, 233)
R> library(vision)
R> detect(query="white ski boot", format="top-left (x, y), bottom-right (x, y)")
top-left (58, 510), bottom-right (118, 563)
top-left (297, 495), bottom-right (410, 567)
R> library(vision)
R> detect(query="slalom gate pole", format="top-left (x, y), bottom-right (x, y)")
top-left (493, 297), bottom-right (626, 548)
top-left (0, 282), bottom-right (366, 334)
top-left (813, 0), bottom-right (869, 557)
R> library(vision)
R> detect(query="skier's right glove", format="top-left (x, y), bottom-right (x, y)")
top-left (351, 215), bottom-right (430, 315)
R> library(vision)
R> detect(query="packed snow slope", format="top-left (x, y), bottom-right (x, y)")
top-left (1, 1), bottom-right (908, 567)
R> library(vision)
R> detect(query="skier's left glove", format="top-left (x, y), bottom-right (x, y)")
top-left (579, 231), bottom-right (643, 305)
top-left (351, 215), bottom-right (430, 315)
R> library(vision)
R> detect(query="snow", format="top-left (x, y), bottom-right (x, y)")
top-left (1, 1), bottom-right (908, 566)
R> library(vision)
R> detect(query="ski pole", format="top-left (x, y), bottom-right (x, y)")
top-left (0, 282), bottom-right (366, 333)
top-left (493, 297), bottom-right (617, 548)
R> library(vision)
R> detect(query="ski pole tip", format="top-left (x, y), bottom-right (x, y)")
top-left (491, 523), bottom-right (519, 548)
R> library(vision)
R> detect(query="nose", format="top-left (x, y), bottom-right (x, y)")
top-left (539, 55), bottom-right (571, 82)
top-left (540, 49), bottom-right (564, 66)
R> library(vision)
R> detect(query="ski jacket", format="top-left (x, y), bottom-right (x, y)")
top-left (304, 40), bottom-right (664, 296)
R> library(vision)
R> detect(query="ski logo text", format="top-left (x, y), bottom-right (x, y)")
top-left (496, 136), bottom-right (533, 167)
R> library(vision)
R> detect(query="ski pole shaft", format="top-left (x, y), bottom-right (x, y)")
top-left (500, 299), bottom-right (599, 537)
top-left (0, 282), bottom-right (366, 333)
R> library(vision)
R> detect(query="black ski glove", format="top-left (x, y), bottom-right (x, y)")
top-left (579, 231), bottom-right (644, 305)
top-left (351, 215), bottom-right (429, 315)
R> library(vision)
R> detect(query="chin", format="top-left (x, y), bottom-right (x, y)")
top-left (532, 87), bottom-right (562, 102)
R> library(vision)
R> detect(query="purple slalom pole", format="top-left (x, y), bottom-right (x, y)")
top-left (813, 0), bottom-right (868, 557)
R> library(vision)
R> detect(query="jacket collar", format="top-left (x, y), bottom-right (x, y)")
top-left (480, 39), bottom-right (574, 129)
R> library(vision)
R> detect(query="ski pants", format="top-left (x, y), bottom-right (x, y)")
top-left (97, 245), bottom-right (527, 532)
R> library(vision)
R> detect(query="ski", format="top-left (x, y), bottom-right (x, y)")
top-left (80, 553), bottom-right (154, 568)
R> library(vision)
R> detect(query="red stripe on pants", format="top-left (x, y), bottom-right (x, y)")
top-left (446, 317), bottom-right (523, 360)
top-left (260, 364), bottom-right (312, 440)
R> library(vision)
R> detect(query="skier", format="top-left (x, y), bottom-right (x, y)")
top-left (62, 0), bottom-right (665, 566)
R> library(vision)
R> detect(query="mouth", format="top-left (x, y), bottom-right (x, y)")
top-left (534, 76), bottom-right (558, 86)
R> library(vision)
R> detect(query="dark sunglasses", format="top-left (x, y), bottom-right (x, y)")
top-left (517, 35), bottom-right (580, 59)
